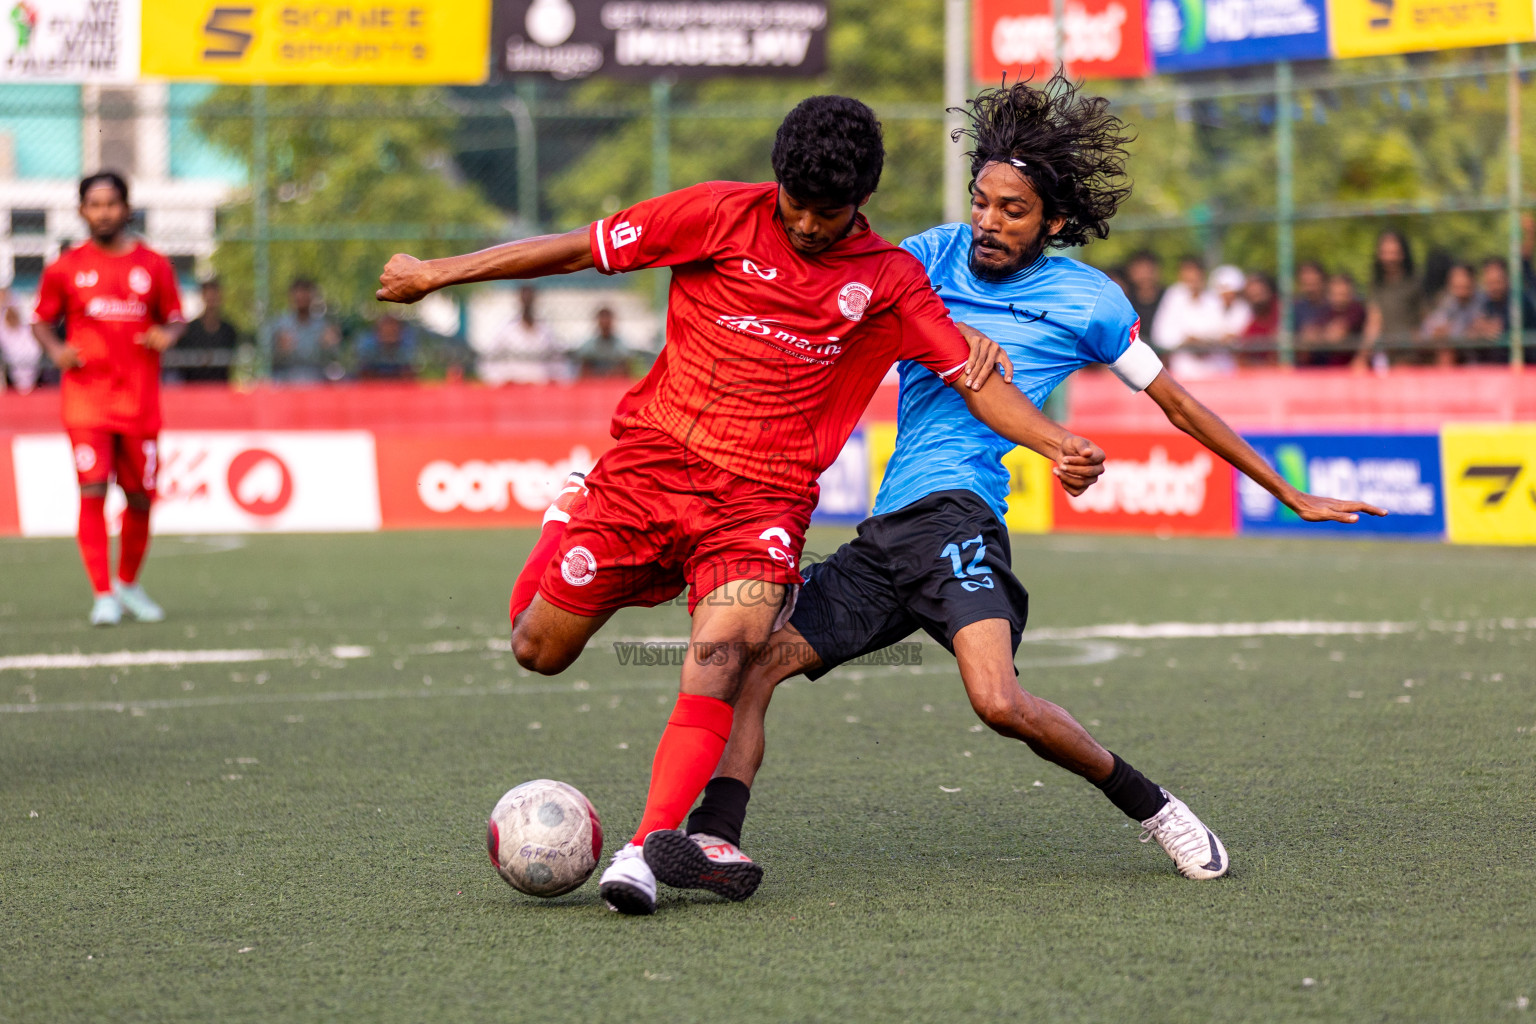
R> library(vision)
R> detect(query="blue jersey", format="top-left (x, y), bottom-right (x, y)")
top-left (873, 223), bottom-right (1155, 521)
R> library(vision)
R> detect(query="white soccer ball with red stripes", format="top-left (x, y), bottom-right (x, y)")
top-left (487, 779), bottom-right (603, 897)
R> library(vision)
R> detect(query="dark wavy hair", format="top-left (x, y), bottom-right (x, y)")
top-left (953, 73), bottom-right (1133, 249)
top-left (771, 96), bottom-right (884, 207)
top-left (79, 170), bottom-right (129, 204)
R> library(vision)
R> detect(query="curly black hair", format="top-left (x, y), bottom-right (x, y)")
top-left (771, 96), bottom-right (884, 207)
top-left (953, 73), bottom-right (1133, 249)
top-left (79, 170), bottom-right (129, 204)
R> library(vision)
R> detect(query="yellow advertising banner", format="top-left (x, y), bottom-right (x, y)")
top-left (141, 0), bottom-right (490, 83)
top-left (1442, 423), bottom-right (1536, 546)
top-left (866, 421), bottom-right (1053, 534)
top-left (1330, 0), bottom-right (1533, 58)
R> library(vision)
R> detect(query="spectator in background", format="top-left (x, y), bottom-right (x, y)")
top-left (354, 313), bottom-right (418, 380)
top-left (1467, 257), bottom-right (1515, 364)
top-left (1298, 272), bottom-right (1365, 366)
top-left (1420, 262), bottom-right (1478, 366)
top-left (480, 285), bottom-right (559, 386)
top-left (0, 286), bottom-right (43, 392)
top-left (1151, 256), bottom-right (1229, 377)
top-left (1354, 229), bottom-right (1422, 371)
top-left (1122, 250), bottom-right (1164, 332)
top-left (172, 278), bottom-right (239, 384)
top-left (1292, 261), bottom-right (1329, 335)
top-left (270, 277), bottom-right (341, 383)
top-left (1212, 265), bottom-right (1252, 340)
top-left (1239, 271), bottom-right (1279, 365)
top-left (571, 306), bottom-right (634, 379)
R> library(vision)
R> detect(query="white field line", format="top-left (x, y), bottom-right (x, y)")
top-left (0, 645), bottom-right (374, 672)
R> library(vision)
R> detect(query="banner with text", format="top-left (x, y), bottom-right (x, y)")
top-left (2, 0), bottom-right (140, 82)
top-left (1237, 433), bottom-right (1444, 537)
top-left (1053, 431), bottom-right (1234, 535)
top-left (491, 0), bottom-right (827, 80)
top-left (11, 431), bottom-right (381, 536)
top-left (1147, 0), bottom-right (1328, 71)
top-left (974, 0), bottom-right (1148, 82)
top-left (141, 0), bottom-right (490, 83)
top-left (1329, 0), bottom-right (1532, 57)
top-left (1441, 423), bottom-right (1536, 546)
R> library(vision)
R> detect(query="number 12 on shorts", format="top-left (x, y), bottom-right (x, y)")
top-left (939, 534), bottom-right (994, 592)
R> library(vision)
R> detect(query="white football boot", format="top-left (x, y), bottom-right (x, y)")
top-left (644, 830), bottom-right (764, 901)
top-left (113, 581), bottom-right (165, 623)
top-left (89, 594), bottom-right (122, 627)
top-left (598, 842), bottom-right (657, 915)
top-left (1139, 789), bottom-right (1229, 879)
top-left (543, 471), bottom-right (588, 527)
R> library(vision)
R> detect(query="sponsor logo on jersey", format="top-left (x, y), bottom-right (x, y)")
top-left (609, 220), bottom-right (642, 249)
top-left (1128, 317), bottom-right (1141, 344)
top-left (75, 270), bottom-right (99, 288)
top-left (84, 296), bottom-right (149, 321)
top-left (837, 281), bottom-right (872, 322)
top-left (741, 258), bottom-right (778, 281)
top-left (715, 314), bottom-right (843, 361)
top-left (562, 545), bottom-right (598, 586)
top-left (128, 266), bottom-right (153, 294)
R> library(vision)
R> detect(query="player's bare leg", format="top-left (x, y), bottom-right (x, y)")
top-left (510, 595), bottom-right (613, 675)
top-left (602, 578), bottom-right (788, 913)
top-left (953, 617), bottom-right (1226, 879)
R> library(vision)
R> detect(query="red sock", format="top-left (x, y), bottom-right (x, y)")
top-left (77, 494), bottom-right (111, 595)
top-left (509, 519), bottom-right (566, 622)
top-left (118, 504), bottom-right (151, 585)
top-left (630, 694), bottom-right (735, 845)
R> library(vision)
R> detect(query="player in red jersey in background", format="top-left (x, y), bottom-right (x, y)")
top-left (33, 172), bottom-right (184, 627)
top-left (378, 96), bottom-right (1105, 915)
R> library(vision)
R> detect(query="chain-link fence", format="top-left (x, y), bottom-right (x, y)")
top-left (1, 34), bottom-right (1532, 390)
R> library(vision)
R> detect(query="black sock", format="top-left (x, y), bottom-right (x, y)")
top-left (1093, 753), bottom-right (1168, 822)
top-left (684, 777), bottom-right (751, 847)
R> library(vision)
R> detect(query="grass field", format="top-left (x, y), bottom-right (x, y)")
top-left (2, 528), bottom-right (1534, 1023)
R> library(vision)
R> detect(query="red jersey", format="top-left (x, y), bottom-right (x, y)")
top-left (590, 181), bottom-right (971, 493)
top-left (34, 240), bottom-right (183, 434)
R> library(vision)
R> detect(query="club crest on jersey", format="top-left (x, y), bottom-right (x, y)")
top-left (837, 282), bottom-right (871, 322)
top-left (128, 267), bottom-right (152, 294)
top-left (561, 546), bottom-right (598, 587)
top-left (75, 270), bottom-right (99, 288)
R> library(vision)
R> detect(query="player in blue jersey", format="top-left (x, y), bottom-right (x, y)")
top-left (638, 75), bottom-right (1388, 901)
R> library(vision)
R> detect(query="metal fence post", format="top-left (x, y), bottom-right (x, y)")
top-left (651, 78), bottom-right (672, 313)
top-left (1276, 60), bottom-right (1295, 367)
top-left (943, 0), bottom-right (969, 224)
top-left (1508, 42), bottom-right (1524, 369)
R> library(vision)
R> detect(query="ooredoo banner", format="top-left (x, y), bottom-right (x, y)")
top-left (974, 0), bottom-right (1149, 82)
top-left (374, 433), bottom-right (611, 529)
top-left (10, 431), bottom-right (381, 536)
top-left (1237, 433), bottom-right (1444, 537)
top-left (1053, 431), bottom-right (1234, 535)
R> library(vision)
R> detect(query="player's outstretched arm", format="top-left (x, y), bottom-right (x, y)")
top-left (1142, 371), bottom-right (1388, 523)
top-left (376, 229), bottom-right (595, 304)
top-left (953, 374), bottom-right (1104, 496)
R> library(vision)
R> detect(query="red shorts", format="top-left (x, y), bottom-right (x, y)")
top-left (68, 429), bottom-right (158, 496)
top-left (538, 429), bottom-right (811, 617)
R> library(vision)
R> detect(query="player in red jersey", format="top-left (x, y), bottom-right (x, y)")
top-left (378, 97), bottom-right (1104, 914)
top-left (33, 172), bottom-right (184, 626)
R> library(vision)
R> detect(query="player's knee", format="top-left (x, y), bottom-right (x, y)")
top-left (969, 679), bottom-right (1034, 735)
top-left (80, 482), bottom-right (108, 499)
top-left (510, 627), bottom-right (574, 676)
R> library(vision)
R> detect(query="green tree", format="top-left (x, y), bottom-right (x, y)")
top-left (194, 85), bottom-right (503, 324)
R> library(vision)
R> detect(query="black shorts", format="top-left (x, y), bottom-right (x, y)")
top-left (790, 489), bottom-right (1029, 680)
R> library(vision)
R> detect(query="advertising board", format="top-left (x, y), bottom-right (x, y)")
top-left (1329, 0), bottom-right (1532, 57)
top-left (1147, 0), bottom-right (1329, 71)
top-left (1237, 433), bottom-right (1444, 537)
top-left (974, 0), bottom-right (1149, 82)
top-left (2, 0), bottom-right (139, 82)
top-left (11, 431), bottom-right (381, 536)
top-left (141, 0), bottom-right (490, 83)
top-left (1053, 431), bottom-right (1234, 535)
top-left (1441, 423), bottom-right (1536, 546)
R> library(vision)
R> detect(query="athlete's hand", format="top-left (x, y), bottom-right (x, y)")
top-left (956, 322), bottom-right (1013, 391)
top-left (1286, 492), bottom-right (1388, 524)
top-left (377, 254), bottom-right (434, 304)
top-left (137, 325), bottom-right (176, 352)
top-left (1054, 435), bottom-right (1104, 497)
top-left (48, 343), bottom-right (83, 370)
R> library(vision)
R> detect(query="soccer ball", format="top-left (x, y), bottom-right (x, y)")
top-left (487, 779), bottom-right (603, 897)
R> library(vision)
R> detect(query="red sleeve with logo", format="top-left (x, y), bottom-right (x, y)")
top-left (589, 183), bottom-right (720, 275)
top-left (892, 258), bottom-right (971, 383)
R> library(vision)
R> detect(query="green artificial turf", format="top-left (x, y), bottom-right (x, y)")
top-left (1, 529), bottom-right (1533, 1023)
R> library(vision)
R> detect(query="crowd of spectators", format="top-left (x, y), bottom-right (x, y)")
top-left (1114, 227), bottom-right (1535, 375)
top-left (0, 273), bottom-right (652, 392)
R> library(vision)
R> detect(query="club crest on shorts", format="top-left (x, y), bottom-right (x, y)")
top-left (837, 282), bottom-right (872, 322)
top-left (561, 546), bottom-right (598, 587)
top-left (73, 444), bottom-right (96, 472)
